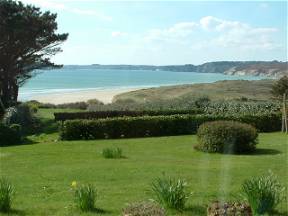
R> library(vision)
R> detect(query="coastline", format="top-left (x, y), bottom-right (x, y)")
top-left (28, 88), bottom-right (143, 104)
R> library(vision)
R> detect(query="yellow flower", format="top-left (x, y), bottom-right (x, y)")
top-left (71, 181), bottom-right (77, 188)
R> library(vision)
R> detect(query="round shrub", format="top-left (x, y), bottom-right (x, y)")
top-left (196, 121), bottom-right (258, 154)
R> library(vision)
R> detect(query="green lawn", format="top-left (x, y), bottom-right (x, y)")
top-left (0, 130), bottom-right (287, 215)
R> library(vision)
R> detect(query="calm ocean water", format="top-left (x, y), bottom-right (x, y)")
top-left (19, 68), bottom-right (265, 100)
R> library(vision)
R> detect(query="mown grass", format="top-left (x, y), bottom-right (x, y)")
top-left (0, 132), bottom-right (287, 216)
top-left (0, 108), bottom-right (287, 216)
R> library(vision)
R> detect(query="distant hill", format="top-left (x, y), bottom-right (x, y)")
top-left (65, 61), bottom-right (288, 77)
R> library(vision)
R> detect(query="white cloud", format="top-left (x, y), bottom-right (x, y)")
top-left (145, 22), bottom-right (197, 43)
top-left (144, 16), bottom-right (280, 51)
top-left (20, 0), bottom-right (112, 21)
top-left (111, 31), bottom-right (128, 37)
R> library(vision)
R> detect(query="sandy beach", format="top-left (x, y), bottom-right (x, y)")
top-left (30, 88), bottom-right (142, 104)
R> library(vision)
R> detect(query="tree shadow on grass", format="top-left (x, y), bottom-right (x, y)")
top-left (87, 207), bottom-right (111, 214)
top-left (3, 209), bottom-right (26, 216)
top-left (183, 204), bottom-right (206, 215)
top-left (0, 137), bottom-right (39, 148)
top-left (250, 148), bottom-right (282, 156)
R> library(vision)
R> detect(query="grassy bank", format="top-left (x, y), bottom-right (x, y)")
top-left (114, 79), bottom-right (275, 103)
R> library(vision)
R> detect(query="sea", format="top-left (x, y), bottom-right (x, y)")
top-left (19, 67), bottom-right (266, 101)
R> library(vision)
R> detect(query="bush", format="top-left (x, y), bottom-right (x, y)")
top-left (242, 171), bottom-right (285, 215)
top-left (122, 201), bottom-right (166, 216)
top-left (196, 121), bottom-right (258, 154)
top-left (60, 113), bottom-right (279, 141)
top-left (54, 109), bottom-right (202, 121)
top-left (207, 201), bottom-right (252, 216)
top-left (102, 147), bottom-right (123, 159)
top-left (0, 124), bottom-right (22, 146)
top-left (0, 178), bottom-right (13, 213)
top-left (74, 184), bottom-right (97, 212)
top-left (2, 103), bottom-right (39, 134)
top-left (152, 176), bottom-right (189, 210)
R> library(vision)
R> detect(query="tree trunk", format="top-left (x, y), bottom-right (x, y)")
top-left (0, 72), bottom-right (18, 108)
top-left (1, 78), bottom-right (11, 108)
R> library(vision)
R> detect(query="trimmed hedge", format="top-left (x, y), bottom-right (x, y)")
top-left (0, 123), bottom-right (22, 146)
top-left (54, 109), bottom-right (202, 122)
top-left (196, 121), bottom-right (258, 153)
top-left (60, 113), bottom-right (281, 140)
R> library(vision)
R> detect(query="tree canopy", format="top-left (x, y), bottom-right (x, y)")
top-left (0, 0), bottom-right (68, 108)
top-left (271, 76), bottom-right (288, 98)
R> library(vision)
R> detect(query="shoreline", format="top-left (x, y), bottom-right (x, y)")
top-left (27, 88), bottom-right (143, 104)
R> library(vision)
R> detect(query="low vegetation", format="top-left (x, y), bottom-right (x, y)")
top-left (242, 171), bottom-right (286, 215)
top-left (196, 121), bottom-right (258, 154)
top-left (74, 184), bottom-right (97, 212)
top-left (113, 80), bottom-right (275, 103)
top-left (102, 147), bottom-right (123, 159)
top-left (152, 176), bottom-right (189, 210)
top-left (54, 109), bottom-right (202, 122)
top-left (0, 178), bottom-right (13, 213)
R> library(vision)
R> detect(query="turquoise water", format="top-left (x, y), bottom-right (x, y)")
top-left (19, 68), bottom-right (265, 100)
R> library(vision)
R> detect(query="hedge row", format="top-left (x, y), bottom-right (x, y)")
top-left (60, 113), bottom-right (281, 140)
top-left (54, 109), bottom-right (202, 121)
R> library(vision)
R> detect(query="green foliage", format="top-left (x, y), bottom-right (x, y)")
top-left (152, 175), bottom-right (189, 210)
top-left (0, 123), bottom-right (22, 146)
top-left (74, 184), bottom-right (97, 212)
top-left (194, 96), bottom-right (210, 108)
top-left (60, 113), bottom-right (280, 140)
top-left (102, 147), bottom-right (123, 159)
top-left (0, 178), bottom-right (13, 213)
top-left (54, 109), bottom-right (202, 121)
top-left (242, 171), bottom-right (286, 215)
top-left (203, 101), bottom-right (281, 115)
top-left (2, 103), bottom-right (39, 134)
top-left (0, 0), bottom-right (68, 107)
top-left (271, 76), bottom-right (288, 98)
top-left (123, 201), bottom-right (166, 216)
top-left (197, 121), bottom-right (258, 154)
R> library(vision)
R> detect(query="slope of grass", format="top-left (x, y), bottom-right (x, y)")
top-left (114, 79), bottom-right (275, 103)
top-left (0, 132), bottom-right (287, 216)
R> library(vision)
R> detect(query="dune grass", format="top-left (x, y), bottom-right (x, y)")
top-left (0, 131), bottom-right (287, 216)
top-left (114, 79), bottom-right (275, 103)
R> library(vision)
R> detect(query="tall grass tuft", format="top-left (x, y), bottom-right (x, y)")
top-left (0, 178), bottom-right (13, 212)
top-left (152, 175), bottom-right (189, 210)
top-left (74, 184), bottom-right (97, 212)
top-left (102, 147), bottom-right (123, 159)
top-left (242, 171), bottom-right (285, 215)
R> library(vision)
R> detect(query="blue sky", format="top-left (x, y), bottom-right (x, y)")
top-left (21, 0), bottom-right (287, 65)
